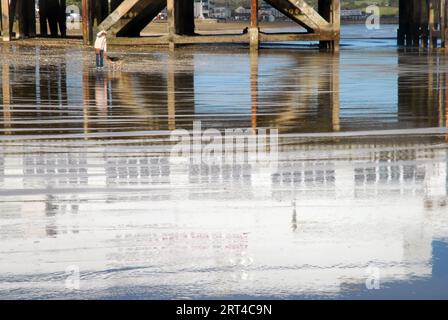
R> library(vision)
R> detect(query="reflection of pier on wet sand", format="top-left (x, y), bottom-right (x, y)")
top-left (1, 45), bottom-right (448, 134)
top-left (1, 43), bottom-right (448, 298)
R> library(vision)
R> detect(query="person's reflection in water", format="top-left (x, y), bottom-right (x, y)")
top-left (291, 200), bottom-right (298, 232)
top-left (95, 72), bottom-right (109, 118)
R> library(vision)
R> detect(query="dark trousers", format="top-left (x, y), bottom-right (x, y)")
top-left (96, 50), bottom-right (104, 68)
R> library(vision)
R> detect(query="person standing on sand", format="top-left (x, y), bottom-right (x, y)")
top-left (94, 30), bottom-right (107, 70)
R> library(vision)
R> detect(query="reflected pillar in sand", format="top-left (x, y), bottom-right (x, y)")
top-left (446, 69), bottom-right (448, 142)
top-left (167, 53), bottom-right (176, 131)
top-left (2, 59), bottom-right (11, 134)
top-left (166, 53), bottom-right (195, 130)
top-left (82, 58), bottom-right (91, 137)
top-left (331, 54), bottom-right (340, 132)
top-left (318, 54), bottom-right (340, 131)
top-left (1, 0), bottom-right (10, 41)
top-left (250, 51), bottom-right (259, 129)
top-left (249, 0), bottom-right (259, 51)
top-left (398, 53), bottom-right (441, 128)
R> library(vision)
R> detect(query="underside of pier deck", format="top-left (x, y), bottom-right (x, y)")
top-left (0, 0), bottom-right (339, 49)
top-left (98, 0), bottom-right (340, 50)
top-left (2, 0), bottom-right (448, 50)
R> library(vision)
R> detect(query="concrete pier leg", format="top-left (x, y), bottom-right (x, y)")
top-left (94, 0), bottom-right (109, 27)
top-left (82, 0), bottom-right (93, 45)
top-left (39, 0), bottom-right (48, 36)
top-left (441, 0), bottom-right (447, 48)
top-left (420, 0), bottom-right (429, 48)
top-left (332, 0), bottom-right (340, 52)
top-left (58, 0), bottom-right (67, 37)
top-left (167, 0), bottom-right (175, 50)
top-left (411, 0), bottom-right (421, 47)
top-left (17, 0), bottom-right (26, 39)
top-left (1, 0), bottom-right (10, 41)
top-left (249, 0), bottom-right (259, 50)
top-left (429, 0), bottom-right (436, 48)
top-left (168, 0), bottom-right (195, 49)
top-left (175, 0), bottom-right (195, 35)
top-left (46, 0), bottom-right (59, 37)
top-left (27, 0), bottom-right (37, 37)
top-left (318, 0), bottom-right (340, 52)
top-left (7, 1), bottom-right (14, 36)
top-left (398, 0), bottom-right (406, 46)
top-left (14, 0), bottom-right (36, 39)
top-left (0, 0), bottom-right (3, 35)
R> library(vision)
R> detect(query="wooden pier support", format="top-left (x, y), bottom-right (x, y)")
top-left (398, 0), bottom-right (448, 48)
top-left (318, 0), bottom-right (340, 51)
top-left (1, 0), bottom-right (10, 41)
top-left (249, 0), bottom-right (260, 50)
top-left (1, 0), bottom-right (36, 39)
top-left (38, 0), bottom-right (66, 37)
top-left (168, 0), bottom-right (195, 49)
top-left (82, 0), bottom-right (93, 45)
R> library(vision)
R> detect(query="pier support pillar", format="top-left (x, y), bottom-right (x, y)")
top-left (82, 0), bottom-right (93, 45)
top-left (249, 0), bottom-right (260, 50)
top-left (167, 0), bottom-right (176, 50)
top-left (398, 0), bottom-right (448, 48)
top-left (58, 0), bottom-right (66, 38)
top-left (167, 0), bottom-right (195, 50)
top-left (441, 0), bottom-right (448, 48)
top-left (1, 0), bottom-right (10, 41)
top-left (318, 0), bottom-right (340, 52)
top-left (39, 0), bottom-right (48, 36)
top-left (175, 0), bottom-right (195, 35)
top-left (94, 0), bottom-right (109, 28)
top-left (397, 0), bottom-right (406, 46)
top-left (13, 0), bottom-right (36, 39)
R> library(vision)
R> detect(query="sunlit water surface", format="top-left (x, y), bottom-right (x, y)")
top-left (1, 24), bottom-right (448, 299)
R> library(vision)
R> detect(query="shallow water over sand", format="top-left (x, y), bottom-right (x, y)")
top-left (1, 33), bottom-right (448, 299)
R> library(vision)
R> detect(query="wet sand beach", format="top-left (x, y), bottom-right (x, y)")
top-left (1, 25), bottom-right (448, 299)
